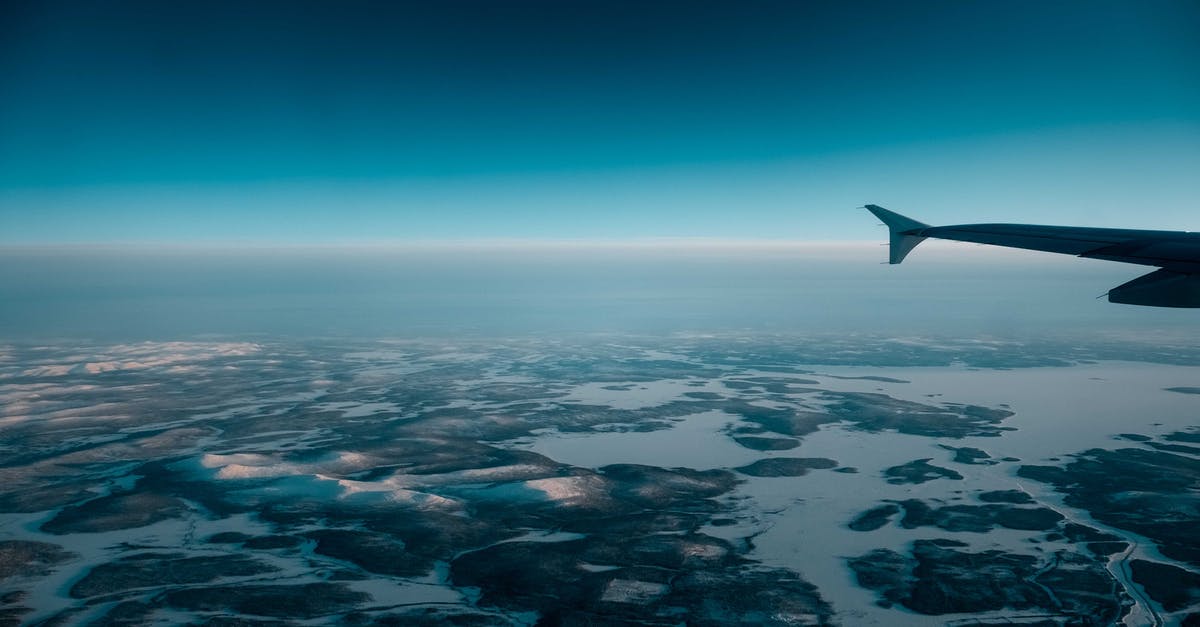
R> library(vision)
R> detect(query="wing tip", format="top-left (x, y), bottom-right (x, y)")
top-left (864, 204), bottom-right (929, 264)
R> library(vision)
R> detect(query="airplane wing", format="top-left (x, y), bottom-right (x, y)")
top-left (865, 204), bottom-right (1200, 308)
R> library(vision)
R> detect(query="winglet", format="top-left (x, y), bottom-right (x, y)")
top-left (865, 204), bottom-right (930, 264)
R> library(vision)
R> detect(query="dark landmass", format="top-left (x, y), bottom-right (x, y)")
top-left (734, 458), bottom-right (837, 477)
top-left (822, 375), bottom-right (910, 383)
top-left (1019, 447), bottom-right (1200, 567)
top-left (732, 436), bottom-right (800, 451)
top-left (723, 377), bottom-right (820, 395)
top-left (563, 511), bottom-right (707, 537)
top-left (0, 608), bottom-right (29, 627)
top-left (884, 459), bottom-right (963, 484)
top-left (206, 532), bottom-right (253, 544)
top-left (306, 529), bottom-right (431, 577)
top-left (1166, 430), bottom-right (1200, 444)
top-left (1030, 551), bottom-right (1130, 621)
top-left (849, 540), bottom-right (1046, 613)
top-left (164, 583), bottom-right (369, 618)
top-left (977, 490), bottom-right (1034, 504)
top-left (508, 353), bottom-right (725, 386)
top-left (452, 536), bottom-right (832, 625)
top-left (198, 617), bottom-right (294, 627)
top-left (242, 535), bottom-right (303, 550)
top-left (0, 540), bottom-right (73, 580)
top-left (1060, 522), bottom-right (1123, 544)
top-left (70, 553), bottom-right (278, 598)
top-left (894, 499), bottom-right (1063, 532)
top-left (452, 538), bottom-right (653, 615)
top-left (723, 404), bottom-right (831, 438)
top-left (813, 392), bottom-right (1014, 439)
top-left (851, 496), bottom-right (1066, 535)
top-left (1146, 441), bottom-right (1200, 455)
top-left (704, 391), bottom-right (1013, 441)
top-left (849, 538), bottom-right (1121, 621)
top-left (1085, 542), bottom-right (1129, 558)
top-left (41, 491), bottom-right (188, 534)
top-left (939, 445), bottom-right (995, 465)
top-left (92, 601), bottom-right (158, 626)
top-left (743, 376), bottom-right (822, 386)
top-left (848, 504), bottom-right (900, 532)
top-left (1130, 560), bottom-right (1200, 612)
top-left (683, 391), bottom-right (723, 400)
top-left (328, 568), bottom-right (370, 582)
top-left (0, 482), bottom-right (103, 514)
top-left (664, 568), bottom-right (832, 626)
top-left (357, 607), bottom-right (516, 626)
top-left (1164, 387), bottom-right (1200, 395)
top-left (362, 509), bottom-right (517, 563)
top-left (599, 464), bottom-right (741, 510)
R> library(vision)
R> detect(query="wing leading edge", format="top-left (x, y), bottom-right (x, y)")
top-left (865, 204), bottom-right (1200, 308)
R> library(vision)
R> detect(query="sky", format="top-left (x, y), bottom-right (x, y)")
top-left (1, 0), bottom-right (1198, 243)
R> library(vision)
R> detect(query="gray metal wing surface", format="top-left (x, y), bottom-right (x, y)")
top-left (865, 204), bottom-right (1200, 307)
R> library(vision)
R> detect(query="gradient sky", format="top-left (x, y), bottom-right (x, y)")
top-left (2, 0), bottom-right (1198, 243)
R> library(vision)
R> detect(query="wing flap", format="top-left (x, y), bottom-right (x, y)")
top-left (1108, 269), bottom-right (1200, 307)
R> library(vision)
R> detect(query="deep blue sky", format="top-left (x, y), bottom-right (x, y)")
top-left (1, 1), bottom-right (1198, 243)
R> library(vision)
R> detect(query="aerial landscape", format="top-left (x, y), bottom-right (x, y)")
top-left (1, 334), bottom-right (1198, 625)
top-left (2, 1), bottom-right (1199, 625)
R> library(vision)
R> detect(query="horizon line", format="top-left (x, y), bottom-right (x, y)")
top-left (0, 238), bottom-right (1079, 263)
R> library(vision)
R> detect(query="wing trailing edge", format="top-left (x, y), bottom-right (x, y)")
top-left (1108, 269), bottom-right (1200, 308)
